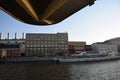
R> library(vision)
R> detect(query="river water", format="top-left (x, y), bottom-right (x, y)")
top-left (0, 60), bottom-right (120, 80)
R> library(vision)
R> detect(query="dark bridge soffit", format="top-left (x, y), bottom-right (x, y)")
top-left (0, 0), bottom-right (96, 25)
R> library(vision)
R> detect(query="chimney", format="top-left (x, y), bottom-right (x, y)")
top-left (0, 33), bottom-right (2, 40)
top-left (22, 33), bottom-right (24, 39)
top-left (15, 33), bottom-right (17, 39)
top-left (8, 33), bottom-right (10, 40)
top-left (0, 33), bottom-right (1, 44)
top-left (7, 33), bottom-right (10, 44)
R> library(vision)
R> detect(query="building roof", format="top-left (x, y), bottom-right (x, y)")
top-left (103, 37), bottom-right (120, 44)
top-left (0, 0), bottom-right (96, 25)
top-left (68, 41), bottom-right (86, 45)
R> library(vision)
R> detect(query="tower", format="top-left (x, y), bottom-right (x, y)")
top-left (7, 32), bottom-right (10, 40)
top-left (0, 33), bottom-right (2, 40)
top-left (15, 33), bottom-right (17, 39)
top-left (22, 33), bottom-right (24, 39)
top-left (0, 33), bottom-right (2, 43)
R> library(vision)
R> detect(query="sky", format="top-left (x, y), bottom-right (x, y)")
top-left (0, 0), bottom-right (120, 45)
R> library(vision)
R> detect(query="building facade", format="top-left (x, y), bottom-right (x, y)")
top-left (25, 33), bottom-right (68, 56)
top-left (103, 37), bottom-right (120, 45)
top-left (0, 33), bottom-right (25, 57)
top-left (0, 33), bottom-right (25, 44)
top-left (91, 43), bottom-right (118, 54)
top-left (0, 44), bottom-right (20, 58)
top-left (103, 37), bottom-right (120, 53)
top-left (68, 41), bottom-right (86, 54)
top-left (85, 45), bottom-right (92, 51)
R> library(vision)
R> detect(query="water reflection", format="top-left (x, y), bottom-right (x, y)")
top-left (69, 61), bottom-right (120, 80)
top-left (0, 60), bottom-right (120, 80)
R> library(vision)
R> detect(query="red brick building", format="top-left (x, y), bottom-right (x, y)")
top-left (85, 45), bottom-right (92, 51)
top-left (6, 48), bottom-right (20, 57)
top-left (68, 41), bottom-right (86, 54)
top-left (0, 44), bottom-right (20, 58)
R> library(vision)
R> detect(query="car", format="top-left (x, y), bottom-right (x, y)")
top-left (71, 52), bottom-right (87, 56)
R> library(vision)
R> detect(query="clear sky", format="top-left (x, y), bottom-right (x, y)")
top-left (0, 0), bottom-right (120, 44)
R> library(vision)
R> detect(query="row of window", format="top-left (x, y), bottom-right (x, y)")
top-left (26, 41), bottom-right (67, 44)
top-left (26, 34), bottom-right (67, 38)
top-left (26, 50), bottom-right (68, 54)
top-left (26, 47), bottom-right (68, 50)
top-left (26, 44), bottom-right (68, 47)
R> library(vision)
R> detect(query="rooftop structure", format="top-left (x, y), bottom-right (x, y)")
top-left (0, 33), bottom-right (25, 44)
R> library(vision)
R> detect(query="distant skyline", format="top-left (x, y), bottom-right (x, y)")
top-left (0, 0), bottom-right (120, 44)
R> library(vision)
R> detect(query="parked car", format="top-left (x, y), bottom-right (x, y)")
top-left (71, 52), bottom-right (87, 56)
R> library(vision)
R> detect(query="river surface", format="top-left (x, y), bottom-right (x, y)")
top-left (0, 60), bottom-right (120, 80)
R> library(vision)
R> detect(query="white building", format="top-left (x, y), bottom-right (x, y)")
top-left (104, 37), bottom-right (120, 45)
top-left (103, 37), bottom-right (120, 53)
top-left (91, 43), bottom-right (118, 54)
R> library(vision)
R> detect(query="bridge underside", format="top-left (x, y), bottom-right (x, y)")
top-left (0, 0), bottom-right (96, 25)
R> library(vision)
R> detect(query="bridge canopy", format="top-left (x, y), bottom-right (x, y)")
top-left (0, 0), bottom-right (96, 25)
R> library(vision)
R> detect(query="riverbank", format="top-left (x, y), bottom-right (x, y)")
top-left (54, 56), bottom-right (120, 62)
top-left (0, 57), bottom-right (54, 63)
top-left (1, 55), bottom-right (120, 63)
